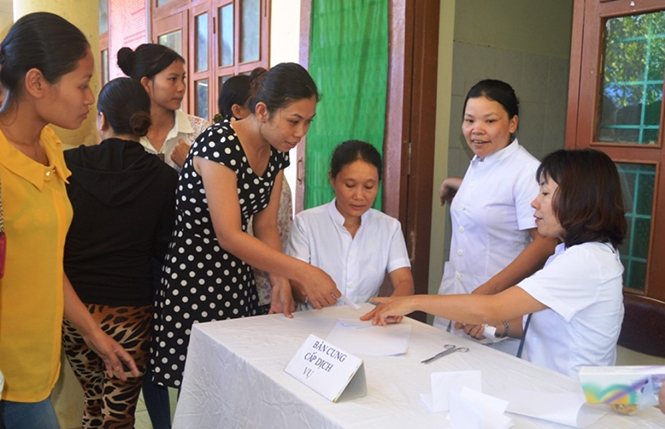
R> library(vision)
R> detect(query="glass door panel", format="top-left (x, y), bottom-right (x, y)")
top-left (196, 13), bottom-right (209, 72)
top-left (597, 11), bottom-right (665, 145)
top-left (159, 30), bottom-right (184, 55)
top-left (240, 0), bottom-right (260, 63)
top-left (616, 162), bottom-right (655, 292)
top-left (196, 79), bottom-right (209, 120)
top-left (219, 4), bottom-right (234, 67)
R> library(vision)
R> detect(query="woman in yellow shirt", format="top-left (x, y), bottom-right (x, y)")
top-left (0, 12), bottom-right (138, 429)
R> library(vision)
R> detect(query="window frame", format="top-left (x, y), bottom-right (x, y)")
top-left (567, 0), bottom-right (665, 300)
top-left (150, 0), bottom-right (270, 121)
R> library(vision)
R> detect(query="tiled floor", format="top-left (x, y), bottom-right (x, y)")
top-left (135, 388), bottom-right (179, 429)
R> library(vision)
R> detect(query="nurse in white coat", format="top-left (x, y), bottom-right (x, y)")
top-left (372, 149), bottom-right (627, 379)
top-left (287, 140), bottom-right (414, 323)
top-left (435, 80), bottom-right (557, 351)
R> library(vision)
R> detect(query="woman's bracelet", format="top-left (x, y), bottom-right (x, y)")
top-left (495, 320), bottom-right (510, 338)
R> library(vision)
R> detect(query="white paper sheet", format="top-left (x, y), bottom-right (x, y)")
top-left (324, 319), bottom-right (412, 356)
top-left (497, 388), bottom-right (606, 428)
top-left (448, 388), bottom-right (512, 429)
top-left (421, 370), bottom-right (483, 412)
top-left (449, 391), bottom-right (483, 429)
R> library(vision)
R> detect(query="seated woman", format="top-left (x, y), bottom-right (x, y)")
top-left (372, 149), bottom-right (626, 378)
top-left (286, 140), bottom-right (414, 322)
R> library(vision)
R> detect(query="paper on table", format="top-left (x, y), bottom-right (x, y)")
top-left (325, 320), bottom-right (412, 356)
top-left (496, 388), bottom-right (606, 428)
top-left (449, 392), bottom-right (482, 429)
top-left (338, 318), bottom-right (371, 329)
top-left (336, 294), bottom-right (361, 310)
top-left (420, 371), bottom-right (482, 412)
top-left (448, 387), bottom-right (512, 429)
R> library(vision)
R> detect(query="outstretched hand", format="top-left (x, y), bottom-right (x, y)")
top-left (369, 296), bottom-right (414, 326)
top-left (360, 303), bottom-right (403, 324)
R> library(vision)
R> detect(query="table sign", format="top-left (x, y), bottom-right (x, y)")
top-left (285, 334), bottom-right (367, 402)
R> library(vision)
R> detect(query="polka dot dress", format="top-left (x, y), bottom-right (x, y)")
top-left (150, 122), bottom-right (289, 388)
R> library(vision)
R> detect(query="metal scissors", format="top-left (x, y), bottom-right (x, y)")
top-left (421, 344), bottom-right (469, 364)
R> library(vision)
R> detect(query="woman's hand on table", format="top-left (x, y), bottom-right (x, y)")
top-left (453, 321), bottom-right (486, 340)
top-left (359, 303), bottom-right (403, 325)
top-left (369, 296), bottom-right (415, 326)
top-left (269, 277), bottom-right (296, 318)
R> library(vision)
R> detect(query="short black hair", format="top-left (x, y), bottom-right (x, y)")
top-left (117, 43), bottom-right (185, 81)
top-left (537, 149), bottom-right (626, 248)
top-left (330, 140), bottom-right (382, 181)
top-left (463, 79), bottom-right (519, 120)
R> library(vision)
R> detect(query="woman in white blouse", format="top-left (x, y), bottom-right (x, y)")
top-left (372, 149), bottom-right (627, 379)
top-left (117, 44), bottom-right (210, 171)
top-left (286, 140), bottom-right (414, 323)
top-left (435, 79), bottom-right (557, 351)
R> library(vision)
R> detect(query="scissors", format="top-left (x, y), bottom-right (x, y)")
top-left (421, 344), bottom-right (469, 364)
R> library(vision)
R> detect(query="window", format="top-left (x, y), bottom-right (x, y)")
top-left (568, 1), bottom-right (665, 300)
top-left (150, 0), bottom-right (270, 121)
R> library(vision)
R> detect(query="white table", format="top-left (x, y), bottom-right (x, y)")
top-left (172, 305), bottom-right (665, 428)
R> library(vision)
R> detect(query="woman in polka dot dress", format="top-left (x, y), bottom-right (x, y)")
top-left (151, 63), bottom-right (341, 388)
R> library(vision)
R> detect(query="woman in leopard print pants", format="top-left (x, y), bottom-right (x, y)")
top-left (62, 77), bottom-right (177, 428)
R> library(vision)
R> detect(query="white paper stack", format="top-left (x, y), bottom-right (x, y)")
top-left (420, 371), bottom-right (512, 429)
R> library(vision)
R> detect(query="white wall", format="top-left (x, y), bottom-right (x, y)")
top-left (428, 1), bottom-right (456, 296)
top-left (430, 0), bottom-right (574, 293)
top-left (270, 0), bottom-right (302, 214)
top-left (0, 0), bottom-right (11, 39)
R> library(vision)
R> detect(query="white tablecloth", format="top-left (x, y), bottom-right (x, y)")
top-left (172, 304), bottom-right (665, 429)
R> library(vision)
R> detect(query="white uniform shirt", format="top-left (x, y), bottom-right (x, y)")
top-left (286, 200), bottom-right (411, 304)
top-left (435, 140), bottom-right (540, 330)
top-left (519, 242), bottom-right (624, 379)
top-left (140, 110), bottom-right (210, 171)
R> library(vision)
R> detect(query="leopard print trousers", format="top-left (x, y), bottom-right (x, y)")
top-left (62, 304), bottom-right (151, 429)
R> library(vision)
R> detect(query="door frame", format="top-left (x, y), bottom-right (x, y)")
top-left (297, 0), bottom-right (440, 320)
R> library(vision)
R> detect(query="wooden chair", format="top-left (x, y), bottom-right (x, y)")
top-left (618, 293), bottom-right (665, 359)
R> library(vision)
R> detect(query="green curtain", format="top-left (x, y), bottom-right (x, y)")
top-left (305, 0), bottom-right (388, 209)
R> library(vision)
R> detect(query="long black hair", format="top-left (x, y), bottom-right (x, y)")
top-left (117, 43), bottom-right (185, 81)
top-left (98, 78), bottom-right (151, 137)
top-left (0, 12), bottom-right (90, 109)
